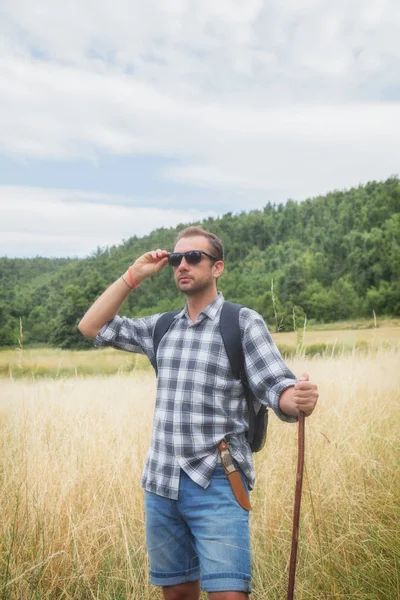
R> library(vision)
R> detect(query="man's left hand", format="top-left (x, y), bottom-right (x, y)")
top-left (294, 373), bottom-right (319, 416)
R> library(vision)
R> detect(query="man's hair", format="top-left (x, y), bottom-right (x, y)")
top-left (175, 226), bottom-right (224, 261)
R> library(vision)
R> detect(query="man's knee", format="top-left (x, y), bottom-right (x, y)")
top-left (162, 580), bottom-right (200, 600)
top-left (209, 592), bottom-right (249, 600)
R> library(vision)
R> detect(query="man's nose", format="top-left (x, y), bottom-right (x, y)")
top-left (177, 257), bottom-right (190, 270)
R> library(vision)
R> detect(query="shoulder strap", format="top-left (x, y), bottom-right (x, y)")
top-left (220, 301), bottom-right (259, 448)
top-left (219, 301), bottom-right (244, 380)
top-left (152, 311), bottom-right (180, 374)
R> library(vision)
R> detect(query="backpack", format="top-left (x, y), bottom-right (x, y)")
top-left (151, 301), bottom-right (268, 452)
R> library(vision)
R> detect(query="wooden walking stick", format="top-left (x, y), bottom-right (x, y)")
top-left (286, 411), bottom-right (305, 600)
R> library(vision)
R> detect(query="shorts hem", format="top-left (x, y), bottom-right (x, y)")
top-left (150, 567), bottom-right (200, 587)
top-left (201, 573), bottom-right (252, 593)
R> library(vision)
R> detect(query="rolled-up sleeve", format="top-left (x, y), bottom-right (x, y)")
top-left (94, 313), bottom-right (160, 360)
top-left (240, 308), bottom-right (298, 423)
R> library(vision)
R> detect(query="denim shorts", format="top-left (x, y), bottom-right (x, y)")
top-left (145, 464), bottom-right (251, 593)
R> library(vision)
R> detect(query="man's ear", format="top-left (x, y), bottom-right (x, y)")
top-left (213, 260), bottom-right (224, 279)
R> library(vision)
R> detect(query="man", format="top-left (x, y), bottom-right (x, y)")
top-left (78, 226), bottom-right (319, 600)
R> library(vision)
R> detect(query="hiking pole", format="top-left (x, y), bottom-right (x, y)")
top-left (286, 411), bottom-right (305, 600)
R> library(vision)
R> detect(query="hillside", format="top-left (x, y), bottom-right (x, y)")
top-left (1, 177), bottom-right (399, 348)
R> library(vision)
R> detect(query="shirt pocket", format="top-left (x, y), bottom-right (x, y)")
top-left (191, 388), bottom-right (246, 426)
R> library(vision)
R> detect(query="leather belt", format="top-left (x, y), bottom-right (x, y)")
top-left (217, 440), bottom-right (252, 511)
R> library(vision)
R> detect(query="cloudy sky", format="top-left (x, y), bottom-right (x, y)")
top-left (1, 0), bottom-right (399, 258)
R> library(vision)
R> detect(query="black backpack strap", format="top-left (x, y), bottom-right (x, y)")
top-left (152, 311), bottom-right (179, 374)
top-left (219, 302), bottom-right (243, 380)
top-left (220, 302), bottom-right (257, 446)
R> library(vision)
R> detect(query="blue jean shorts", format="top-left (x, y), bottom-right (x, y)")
top-left (145, 464), bottom-right (251, 593)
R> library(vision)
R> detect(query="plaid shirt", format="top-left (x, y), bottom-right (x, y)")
top-left (95, 293), bottom-right (297, 499)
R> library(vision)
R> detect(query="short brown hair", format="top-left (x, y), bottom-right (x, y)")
top-left (175, 226), bottom-right (224, 261)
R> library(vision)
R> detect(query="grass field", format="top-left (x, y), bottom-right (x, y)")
top-left (0, 346), bottom-right (151, 379)
top-left (1, 321), bottom-right (399, 380)
top-left (1, 340), bottom-right (399, 599)
top-left (276, 322), bottom-right (400, 346)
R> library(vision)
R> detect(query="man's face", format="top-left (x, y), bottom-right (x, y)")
top-left (172, 235), bottom-right (223, 296)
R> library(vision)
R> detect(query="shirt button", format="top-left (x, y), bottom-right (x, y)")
top-left (175, 427), bottom-right (180, 433)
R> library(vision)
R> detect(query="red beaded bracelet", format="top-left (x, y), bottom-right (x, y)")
top-left (128, 266), bottom-right (140, 288)
top-left (121, 275), bottom-right (133, 289)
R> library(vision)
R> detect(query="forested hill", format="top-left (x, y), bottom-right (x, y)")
top-left (1, 177), bottom-right (399, 348)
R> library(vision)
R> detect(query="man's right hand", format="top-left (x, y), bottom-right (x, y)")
top-left (129, 249), bottom-right (169, 284)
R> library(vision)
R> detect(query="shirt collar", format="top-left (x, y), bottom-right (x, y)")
top-left (176, 292), bottom-right (225, 322)
top-left (200, 292), bottom-right (225, 320)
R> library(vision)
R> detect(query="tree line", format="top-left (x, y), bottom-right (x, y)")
top-left (1, 177), bottom-right (399, 348)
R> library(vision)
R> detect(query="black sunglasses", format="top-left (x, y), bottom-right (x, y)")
top-left (167, 250), bottom-right (218, 267)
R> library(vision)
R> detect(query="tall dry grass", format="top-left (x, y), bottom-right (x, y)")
top-left (0, 347), bottom-right (151, 379)
top-left (1, 323), bottom-right (399, 380)
top-left (0, 349), bottom-right (399, 599)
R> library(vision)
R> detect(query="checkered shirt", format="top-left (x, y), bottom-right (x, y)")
top-left (95, 293), bottom-right (297, 499)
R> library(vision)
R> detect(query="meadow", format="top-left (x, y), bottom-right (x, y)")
top-left (1, 318), bottom-right (399, 380)
top-left (0, 327), bottom-right (399, 599)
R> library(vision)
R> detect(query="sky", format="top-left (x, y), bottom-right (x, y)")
top-left (1, 0), bottom-right (399, 258)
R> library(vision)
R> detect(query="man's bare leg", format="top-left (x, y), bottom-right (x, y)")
top-left (162, 582), bottom-right (249, 600)
top-left (209, 592), bottom-right (248, 600)
top-left (162, 580), bottom-right (201, 600)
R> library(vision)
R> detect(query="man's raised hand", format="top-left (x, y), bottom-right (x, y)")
top-left (130, 249), bottom-right (169, 283)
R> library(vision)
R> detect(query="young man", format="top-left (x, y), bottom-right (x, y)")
top-left (78, 227), bottom-right (319, 600)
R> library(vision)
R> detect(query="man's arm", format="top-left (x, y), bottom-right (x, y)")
top-left (78, 249), bottom-right (169, 339)
top-left (240, 308), bottom-right (319, 420)
top-left (279, 373), bottom-right (319, 418)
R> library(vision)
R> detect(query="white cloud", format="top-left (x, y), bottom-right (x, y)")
top-left (164, 102), bottom-right (400, 198)
top-left (1, 54), bottom-right (399, 203)
top-left (0, 186), bottom-right (214, 257)
top-left (0, 0), bottom-right (400, 257)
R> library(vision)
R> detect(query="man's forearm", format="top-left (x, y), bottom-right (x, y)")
top-left (78, 250), bottom-right (169, 339)
top-left (78, 268), bottom-right (139, 339)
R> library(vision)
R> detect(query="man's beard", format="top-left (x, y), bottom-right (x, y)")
top-left (175, 277), bottom-right (212, 296)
